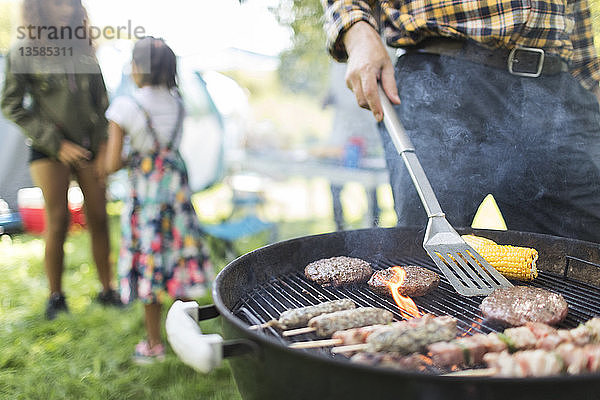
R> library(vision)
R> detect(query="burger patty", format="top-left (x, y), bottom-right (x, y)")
top-left (480, 286), bottom-right (569, 327)
top-left (367, 266), bottom-right (440, 297)
top-left (304, 256), bottom-right (373, 287)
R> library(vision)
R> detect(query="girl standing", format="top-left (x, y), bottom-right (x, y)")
top-left (1, 0), bottom-right (121, 320)
top-left (104, 37), bottom-right (213, 362)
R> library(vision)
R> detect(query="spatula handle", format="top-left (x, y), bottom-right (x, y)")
top-left (378, 85), bottom-right (444, 218)
top-left (378, 86), bottom-right (415, 154)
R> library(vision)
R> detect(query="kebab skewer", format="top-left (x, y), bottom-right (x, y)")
top-left (351, 318), bottom-right (600, 377)
top-left (290, 322), bottom-right (398, 349)
top-left (249, 299), bottom-right (356, 330)
top-left (331, 314), bottom-right (458, 354)
top-left (291, 314), bottom-right (600, 377)
top-left (349, 351), bottom-right (437, 373)
top-left (283, 307), bottom-right (394, 337)
top-left (427, 317), bottom-right (600, 368)
top-left (480, 341), bottom-right (600, 377)
top-left (291, 316), bottom-right (600, 357)
top-left (355, 342), bottom-right (600, 378)
top-left (290, 314), bottom-right (457, 351)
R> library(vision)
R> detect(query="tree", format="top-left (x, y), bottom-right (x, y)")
top-left (273, 0), bottom-right (600, 96)
top-left (273, 0), bottom-right (330, 96)
top-left (0, 2), bottom-right (19, 54)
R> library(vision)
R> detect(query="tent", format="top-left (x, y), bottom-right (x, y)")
top-left (0, 54), bottom-right (33, 212)
top-left (97, 41), bottom-right (250, 197)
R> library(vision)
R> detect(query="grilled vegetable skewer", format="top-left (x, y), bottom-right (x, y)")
top-left (250, 299), bottom-right (356, 330)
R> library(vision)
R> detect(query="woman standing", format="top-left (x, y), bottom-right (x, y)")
top-left (1, 0), bottom-right (121, 319)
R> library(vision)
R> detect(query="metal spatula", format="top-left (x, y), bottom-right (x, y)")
top-left (378, 85), bottom-right (513, 296)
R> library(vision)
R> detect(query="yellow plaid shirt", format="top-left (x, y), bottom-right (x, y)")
top-left (323, 0), bottom-right (600, 89)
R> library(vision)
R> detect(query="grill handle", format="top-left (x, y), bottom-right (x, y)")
top-left (165, 300), bottom-right (225, 373)
top-left (166, 300), bottom-right (259, 373)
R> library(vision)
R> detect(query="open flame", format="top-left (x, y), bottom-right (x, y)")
top-left (461, 317), bottom-right (483, 337)
top-left (383, 266), bottom-right (421, 319)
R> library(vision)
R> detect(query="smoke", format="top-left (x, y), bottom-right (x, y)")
top-left (380, 51), bottom-right (600, 240)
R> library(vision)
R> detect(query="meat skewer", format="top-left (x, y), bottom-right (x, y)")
top-left (290, 313), bottom-right (600, 360)
top-left (349, 319), bottom-right (600, 376)
top-left (428, 326), bottom-right (540, 368)
top-left (482, 342), bottom-right (600, 377)
top-left (446, 341), bottom-right (600, 377)
top-left (289, 323), bottom-right (398, 349)
top-left (249, 299), bottom-right (356, 330)
top-left (291, 315), bottom-right (600, 377)
top-left (427, 317), bottom-right (600, 368)
top-left (443, 368), bottom-right (497, 377)
top-left (427, 332), bottom-right (508, 367)
top-left (291, 313), bottom-right (600, 376)
top-left (289, 338), bottom-right (343, 349)
top-left (283, 307), bottom-right (394, 337)
top-left (332, 314), bottom-right (458, 355)
top-left (352, 346), bottom-right (584, 377)
top-left (350, 352), bottom-right (436, 372)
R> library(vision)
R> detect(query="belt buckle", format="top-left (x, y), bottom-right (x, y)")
top-left (507, 46), bottom-right (545, 78)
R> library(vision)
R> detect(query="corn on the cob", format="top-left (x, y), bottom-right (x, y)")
top-left (462, 234), bottom-right (538, 281)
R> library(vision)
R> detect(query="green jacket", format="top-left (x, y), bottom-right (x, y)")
top-left (1, 47), bottom-right (109, 159)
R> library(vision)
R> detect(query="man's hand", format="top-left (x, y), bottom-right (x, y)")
top-left (57, 139), bottom-right (92, 166)
top-left (343, 21), bottom-right (401, 122)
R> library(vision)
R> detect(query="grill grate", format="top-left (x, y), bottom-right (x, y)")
top-left (232, 254), bottom-right (600, 355)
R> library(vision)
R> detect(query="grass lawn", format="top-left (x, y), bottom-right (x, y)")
top-left (0, 179), bottom-right (396, 399)
top-left (0, 218), bottom-right (241, 400)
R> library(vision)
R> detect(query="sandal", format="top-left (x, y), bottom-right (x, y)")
top-left (132, 340), bottom-right (166, 364)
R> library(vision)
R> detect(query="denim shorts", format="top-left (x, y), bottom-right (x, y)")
top-left (29, 148), bottom-right (50, 163)
top-left (29, 147), bottom-right (96, 163)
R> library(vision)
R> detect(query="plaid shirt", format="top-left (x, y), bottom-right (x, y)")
top-left (322, 0), bottom-right (600, 90)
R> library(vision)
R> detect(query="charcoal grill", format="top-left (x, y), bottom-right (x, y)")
top-left (166, 227), bottom-right (600, 400)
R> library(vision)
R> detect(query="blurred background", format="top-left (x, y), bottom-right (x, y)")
top-left (0, 1), bottom-right (599, 399)
top-left (0, 0), bottom-right (399, 245)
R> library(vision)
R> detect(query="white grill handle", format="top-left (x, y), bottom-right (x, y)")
top-left (165, 300), bottom-right (224, 373)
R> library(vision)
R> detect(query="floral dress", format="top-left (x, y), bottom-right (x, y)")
top-left (118, 96), bottom-right (213, 304)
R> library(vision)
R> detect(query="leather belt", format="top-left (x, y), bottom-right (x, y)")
top-left (405, 38), bottom-right (569, 77)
